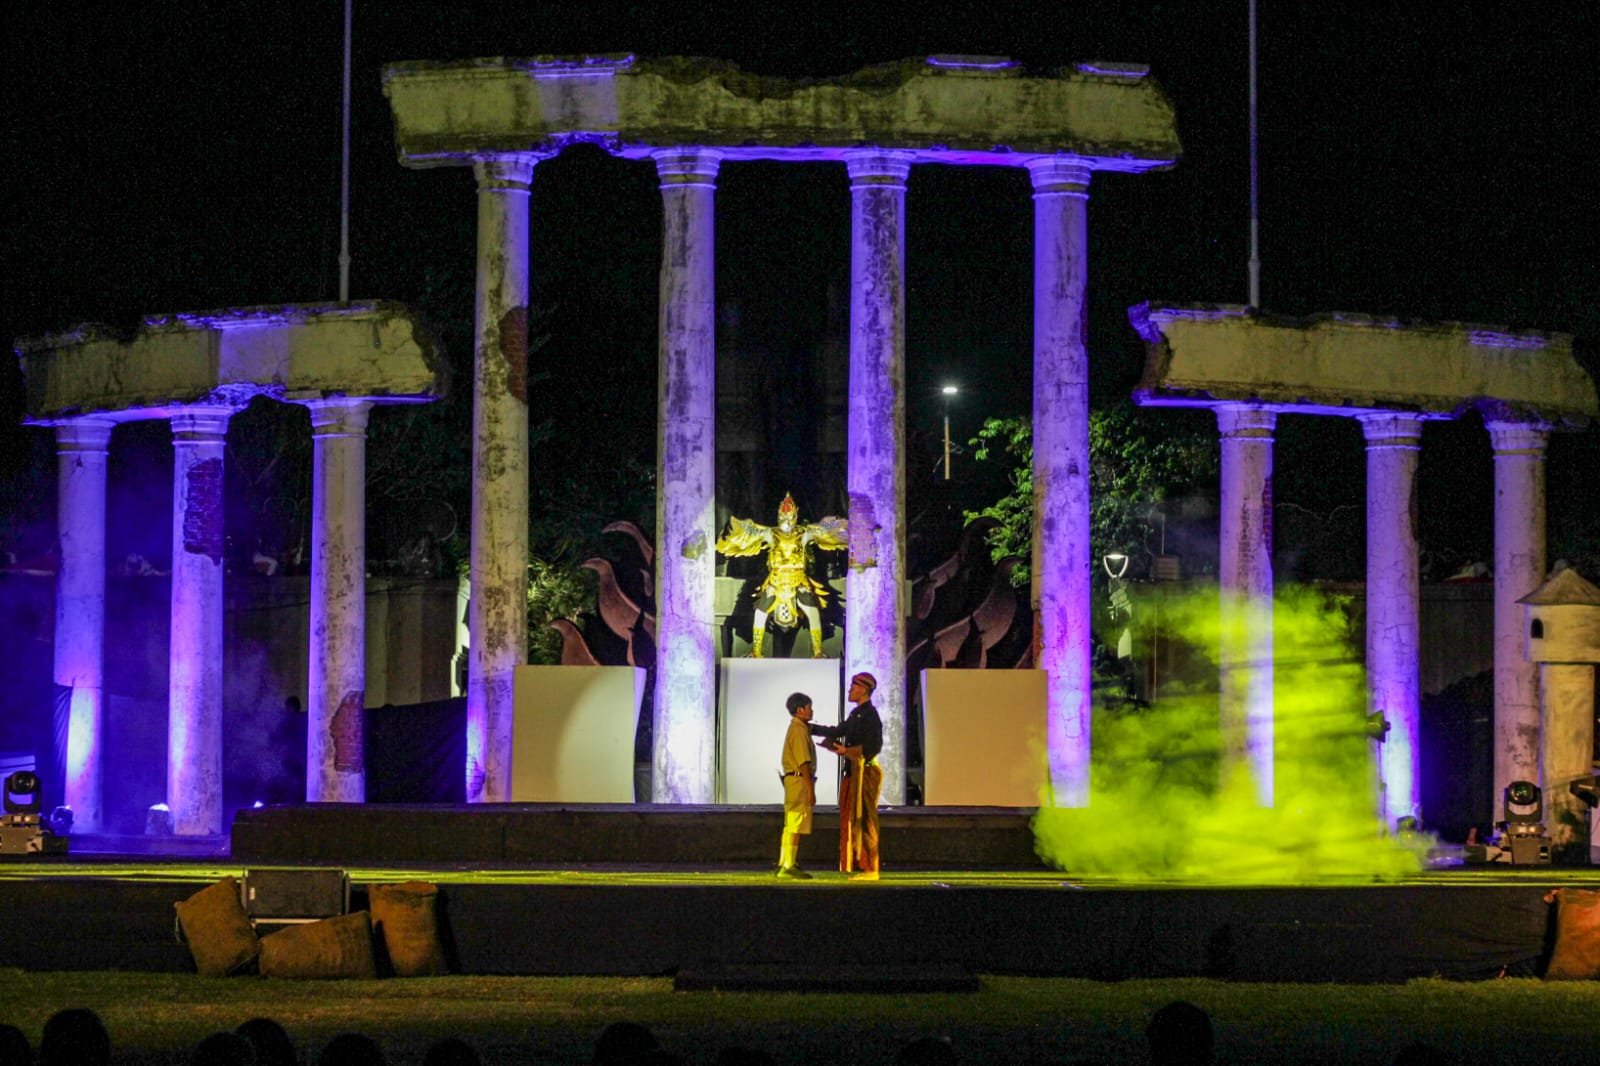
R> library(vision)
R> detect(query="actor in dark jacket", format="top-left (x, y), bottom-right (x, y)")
top-left (812, 671), bottom-right (883, 879)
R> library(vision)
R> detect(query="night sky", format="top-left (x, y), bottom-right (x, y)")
top-left (4, 2), bottom-right (1596, 576)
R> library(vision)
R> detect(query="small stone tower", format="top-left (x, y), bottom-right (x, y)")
top-left (1519, 567), bottom-right (1600, 858)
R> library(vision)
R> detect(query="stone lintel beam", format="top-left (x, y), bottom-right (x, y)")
top-left (16, 301), bottom-right (441, 423)
top-left (1129, 303), bottom-right (1594, 426)
top-left (382, 54), bottom-right (1179, 172)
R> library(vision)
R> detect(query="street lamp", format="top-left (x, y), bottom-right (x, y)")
top-left (941, 385), bottom-right (959, 480)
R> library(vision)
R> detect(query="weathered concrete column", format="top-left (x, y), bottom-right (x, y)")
top-left (1486, 415), bottom-right (1549, 798)
top-left (54, 417), bottom-right (115, 831)
top-left (1359, 412), bottom-right (1424, 826)
top-left (467, 153), bottom-right (538, 803)
top-left (651, 147), bottom-right (721, 803)
top-left (167, 407), bottom-right (232, 835)
top-left (304, 398), bottom-right (372, 803)
top-left (1216, 404), bottom-right (1276, 806)
top-left (844, 148), bottom-right (913, 806)
top-left (1027, 155), bottom-right (1094, 806)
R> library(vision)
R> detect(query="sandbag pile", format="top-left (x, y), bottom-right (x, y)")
top-left (174, 877), bottom-right (447, 979)
top-left (1543, 887), bottom-right (1600, 980)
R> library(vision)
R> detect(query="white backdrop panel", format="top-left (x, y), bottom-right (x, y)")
top-left (921, 669), bottom-right (1047, 807)
top-left (719, 658), bottom-right (842, 805)
top-left (510, 665), bottom-right (645, 802)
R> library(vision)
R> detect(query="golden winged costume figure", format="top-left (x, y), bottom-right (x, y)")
top-left (716, 493), bottom-right (847, 657)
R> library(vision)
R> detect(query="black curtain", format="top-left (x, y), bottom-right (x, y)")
top-left (364, 697), bottom-right (466, 802)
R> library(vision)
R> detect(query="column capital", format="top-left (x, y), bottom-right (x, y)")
top-left (472, 153), bottom-right (541, 191)
top-left (1357, 411), bottom-right (1425, 448)
top-left (304, 397), bottom-right (373, 437)
top-left (170, 407), bottom-right (233, 441)
top-left (54, 417), bottom-right (115, 454)
top-left (1485, 418), bottom-right (1550, 456)
top-left (1216, 404), bottom-right (1277, 440)
top-left (653, 147), bottom-right (723, 187)
top-left (1025, 154), bottom-right (1093, 196)
top-left (844, 148), bottom-right (915, 185)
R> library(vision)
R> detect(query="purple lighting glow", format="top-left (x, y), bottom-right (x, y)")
top-left (926, 55), bottom-right (1018, 70)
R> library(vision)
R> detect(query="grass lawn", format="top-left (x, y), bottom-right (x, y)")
top-left (4, 972), bottom-right (1600, 1065)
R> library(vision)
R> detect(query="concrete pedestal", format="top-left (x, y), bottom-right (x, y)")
top-left (718, 658), bottom-right (843, 805)
top-left (511, 666), bottom-right (646, 803)
top-left (921, 670), bottom-right (1047, 807)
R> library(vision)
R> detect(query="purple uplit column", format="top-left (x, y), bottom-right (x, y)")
top-left (1216, 404), bottom-right (1276, 806)
top-left (651, 147), bottom-right (721, 803)
top-left (1026, 155), bottom-right (1093, 806)
top-left (844, 148), bottom-right (913, 805)
top-left (1486, 415), bottom-right (1549, 799)
top-left (167, 408), bottom-right (232, 835)
top-left (54, 417), bottom-right (114, 831)
top-left (467, 154), bottom-right (538, 803)
top-left (1360, 412), bottom-right (1423, 826)
top-left (304, 399), bottom-right (372, 803)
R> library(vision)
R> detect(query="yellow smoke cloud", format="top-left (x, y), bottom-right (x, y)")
top-left (1032, 585), bottom-right (1430, 883)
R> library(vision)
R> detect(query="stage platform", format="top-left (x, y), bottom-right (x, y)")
top-left (1, 803), bottom-right (1593, 984)
top-left (229, 803), bottom-right (1045, 868)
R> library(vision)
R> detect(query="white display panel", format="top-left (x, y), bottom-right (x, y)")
top-left (718, 658), bottom-right (843, 805)
top-left (921, 669), bottom-right (1047, 807)
top-left (510, 665), bottom-right (646, 802)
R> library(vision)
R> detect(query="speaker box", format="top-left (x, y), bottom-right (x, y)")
top-left (242, 868), bottom-right (349, 922)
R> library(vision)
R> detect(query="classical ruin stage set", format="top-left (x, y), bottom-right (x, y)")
top-left (6, 54), bottom-right (1600, 986)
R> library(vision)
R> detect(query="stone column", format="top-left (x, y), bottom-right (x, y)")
top-left (844, 149), bottom-right (913, 806)
top-left (304, 398), bottom-right (372, 803)
top-left (167, 408), bottom-right (232, 835)
top-left (1486, 415), bottom-right (1549, 799)
top-left (466, 153), bottom-right (538, 803)
top-left (54, 417), bottom-right (115, 831)
top-left (1027, 155), bottom-right (1094, 807)
top-left (651, 147), bottom-right (721, 803)
top-left (1216, 404), bottom-right (1276, 806)
top-left (1360, 413), bottom-right (1424, 827)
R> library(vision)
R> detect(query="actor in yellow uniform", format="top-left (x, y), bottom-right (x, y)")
top-left (777, 691), bottom-right (817, 879)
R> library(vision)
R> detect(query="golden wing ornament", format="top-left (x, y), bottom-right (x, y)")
top-left (804, 515), bottom-right (848, 552)
top-left (715, 515), bottom-right (773, 557)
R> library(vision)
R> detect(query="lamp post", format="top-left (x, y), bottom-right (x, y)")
top-left (941, 384), bottom-right (959, 480)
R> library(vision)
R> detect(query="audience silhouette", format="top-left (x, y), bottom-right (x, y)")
top-left (0, 1024), bottom-right (32, 1066)
top-left (190, 1031), bottom-right (254, 1065)
top-left (38, 1009), bottom-right (110, 1066)
top-left (422, 1036), bottom-right (483, 1066)
top-left (316, 1032), bottom-right (386, 1066)
top-left (1146, 1000), bottom-right (1214, 1066)
top-left (235, 1017), bottom-right (297, 1066)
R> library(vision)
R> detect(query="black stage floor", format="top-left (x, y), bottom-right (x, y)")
top-left (1, 803), bottom-right (1592, 984)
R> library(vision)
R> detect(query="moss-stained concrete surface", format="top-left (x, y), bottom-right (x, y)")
top-left (383, 54), bottom-right (1180, 170)
top-left (16, 301), bottom-right (440, 422)
top-left (1130, 303), bottom-right (1596, 425)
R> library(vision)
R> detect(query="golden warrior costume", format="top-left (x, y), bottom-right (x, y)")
top-left (715, 493), bottom-right (847, 657)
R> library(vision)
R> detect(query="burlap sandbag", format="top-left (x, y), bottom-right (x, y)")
top-left (370, 880), bottom-right (447, 976)
top-left (259, 910), bottom-right (377, 979)
top-left (174, 876), bottom-right (259, 977)
top-left (1544, 888), bottom-right (1600, 980)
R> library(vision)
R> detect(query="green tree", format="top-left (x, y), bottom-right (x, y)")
top-left (963, 401), bottom-right (1218, 586)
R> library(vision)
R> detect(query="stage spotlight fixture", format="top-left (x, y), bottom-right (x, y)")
top-left (1570, 776), bottom-right (1599, 810)
top-left (1, 771), bottom-right (68, 856)
top-left (1494, 780), bottom-right (1551, 866)
top-left (4, 771), bottom-right (41, 814)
